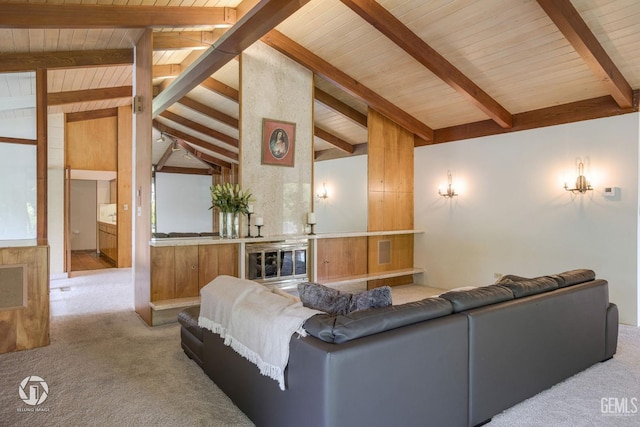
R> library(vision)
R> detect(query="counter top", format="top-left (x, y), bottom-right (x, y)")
top-left (99, 220), bottom-right (117, 226)
top-left (149, 229), bottom-right (424, 247)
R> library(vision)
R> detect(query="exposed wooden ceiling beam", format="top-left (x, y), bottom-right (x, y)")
top-left (536, 0), bottom-right (634, 109)
top-left (160, 110), bottom-right (239, 148)
top-left (152, 0), bottom-right (311, 118)
top-left (153, 64), bottom-right (182, 80)
top-left (155, 142), bottom-right (177, 172)
top-left (48, 86), bottom-right (132, 106)
top-left (66, 108), bottom-right (118, 123)
top-left (153, 120), bottom-right (238, 162)
top-left (430, 90), bottom-right (639, 145)
top-left (262, 30), bottom-right (433, 142)
top-left (0, 49), bottom-right (133, 72)
top-left (0, 136), bottom-right (37, 146)
top-left (340, 0), bottom-right (512, 129)
top-left (314, 127), bottom-right (355, 154)
top-left (153, 30), bottom-right (226, 51)
top-left (178, 97), bottom-right (239, 129)
top-left (314, 88), bottom-right (367, 128)
top-left (0, 5), bottom-right (236, 29)
top-left (200, 78), bottom-right (240, 102)
top-left (156, 166), bottom-right (214, 176)
top-left (175, 138), bottom-right (230, 170)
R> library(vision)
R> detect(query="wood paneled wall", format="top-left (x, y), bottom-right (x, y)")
top-left (66, 116), bottom-right (118, 171)
top-left (367, 109), bottom-right (414, 287)
top-left (0, 245), bottom-right (49, 354)
top-left (117, 105), bottom-right (132, 268)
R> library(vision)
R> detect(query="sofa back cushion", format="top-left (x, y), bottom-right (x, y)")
top-left (556, 269), bottom-right (596, 288)
top-left (439, 285), bottom-right (514, 312)
top-left (303, 297), bottom-right (453, 343)
top-left (496, 276), bottom-right (559, 298)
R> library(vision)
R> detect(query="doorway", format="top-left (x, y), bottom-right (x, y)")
top-left (66, 170), bottom-right (117, 274)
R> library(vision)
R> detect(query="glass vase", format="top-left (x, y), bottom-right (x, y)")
top-left (220, 212), bottom-right (240, 239)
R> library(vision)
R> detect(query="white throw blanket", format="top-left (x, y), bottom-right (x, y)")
top-left (198, 275), bottom-right (321, 390)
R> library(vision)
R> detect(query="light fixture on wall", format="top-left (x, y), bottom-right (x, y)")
top-left (316, 182), bottom-right (329, 201)
top-left (438, 170), bottom-right (458, 198)
top-left (564, 162), bottom-right (593, 194)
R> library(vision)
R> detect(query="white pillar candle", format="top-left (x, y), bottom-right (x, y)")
top-left (307, 212), bottom-right (316, 224)
top-left (255, 217), bottom-right (264, 226)
top-left (247, 204), bottom-right (254, 214)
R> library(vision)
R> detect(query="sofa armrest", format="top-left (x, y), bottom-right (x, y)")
top-left (605, 302), bottom-right (619, 360)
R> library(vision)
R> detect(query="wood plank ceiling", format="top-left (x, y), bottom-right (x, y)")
top-left (0, 0), bottom-right (638, 174)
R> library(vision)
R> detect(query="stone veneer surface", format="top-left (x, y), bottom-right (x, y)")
top-left (240, 42), bottom-right (314, 236)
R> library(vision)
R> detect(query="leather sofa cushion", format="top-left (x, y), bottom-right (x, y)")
top-left (178, 306), bottom-right (204, 342)
top-left (439, 285), bottom-right (514, 312)
top-left (496, 276), bottom-right (558, 298)
top-left (556, 269), bottom-right (596, 288)
top-left (303, 297), bottom-right (453, 343)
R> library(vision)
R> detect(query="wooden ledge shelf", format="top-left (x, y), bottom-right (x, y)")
top-left (321, 268), bottom-right (424, 287)
top-left (150, 296), bottom-right (200, 311)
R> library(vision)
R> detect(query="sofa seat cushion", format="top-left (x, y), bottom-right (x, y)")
top-left (496, 276), bottom-right (559, 298)
top-left (178, 306), bottom-right (204, 342)
top-left (303, 297), bottom-right (453, 343)
top-left (439, 285), bottom-right (514, 312)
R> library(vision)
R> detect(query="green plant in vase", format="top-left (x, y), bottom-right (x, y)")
top-left (210, 183), bottom-right (252, 238)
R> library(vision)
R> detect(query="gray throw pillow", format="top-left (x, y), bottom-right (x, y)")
top-left (349, 286), bottom-right (392, 312)
top-left (297, 283), bottom-right (393, 315)
top-left (297, 282), bottom-right (352, 315)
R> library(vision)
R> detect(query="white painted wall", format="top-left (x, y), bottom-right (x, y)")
top-left (314, 155), bottom-right (367, 233)
top-left (155, 172), bottom-right (212, 234)
top-left (70, 180), bottom-right (97, 251)
top-left (48, 113), bottom-right (65, 276)
top-left (414, 113), bottom-right (640, 326)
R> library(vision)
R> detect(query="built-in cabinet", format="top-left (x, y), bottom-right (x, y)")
top-left (316, 236), bottom-right (367, 282)
top-left (98, 221), bottom-right (117, 264)
top-left (147, 243), bottom-right (238, 325)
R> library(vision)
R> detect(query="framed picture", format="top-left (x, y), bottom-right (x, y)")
top-left (262, 119), bottom-right (295, 167)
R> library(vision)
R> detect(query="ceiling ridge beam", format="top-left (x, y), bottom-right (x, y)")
top-left (536, 0), bottom-right (633, 109)
top-left (0, 49), bottom-right (133, 72)
top-left (262, 30), bottom-right (433, 142)
top-left (314, 88), bottom-right (367, 128)
top-left (430, 90), bottom-right (639, 145)
top-left (178, 97), bottom-right (239, 129)
top-left (160, 110), bottom-right (238, 148)
top-left (340, 0), bottom-right (512, 129)
top-left (48, 86), bottom-right (132, 106)
top-left (153, 120), bottom-right (238, 162)
top-left (0, 5), bottom-right (236, 29)
top-left (152, 0), bottom-right (311, 118)
top-left (314, 127), bottom-right (355, 154)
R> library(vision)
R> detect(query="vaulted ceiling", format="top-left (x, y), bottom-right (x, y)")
top-left (0, 0), bottom-right (638, 175)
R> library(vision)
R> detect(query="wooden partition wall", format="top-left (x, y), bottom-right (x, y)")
top-left (367, 109), bottom-right (415, 288)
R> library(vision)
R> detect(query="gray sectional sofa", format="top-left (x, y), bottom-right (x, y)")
top-left (179, 269), bottom-right (618, 427)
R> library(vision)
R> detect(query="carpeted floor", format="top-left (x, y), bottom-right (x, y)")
top-left (1, 269), bottom-right (638, 426)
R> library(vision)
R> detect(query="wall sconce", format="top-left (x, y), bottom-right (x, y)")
top-left (564, 162), bottom-right (593, 194)
top-left (438, 170), bottom-right (458, 198)
top-left (316, 182), bottom-right (329, 201)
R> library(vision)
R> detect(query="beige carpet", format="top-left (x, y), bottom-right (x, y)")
top-left (1, 269), bottom-right (638, 426)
